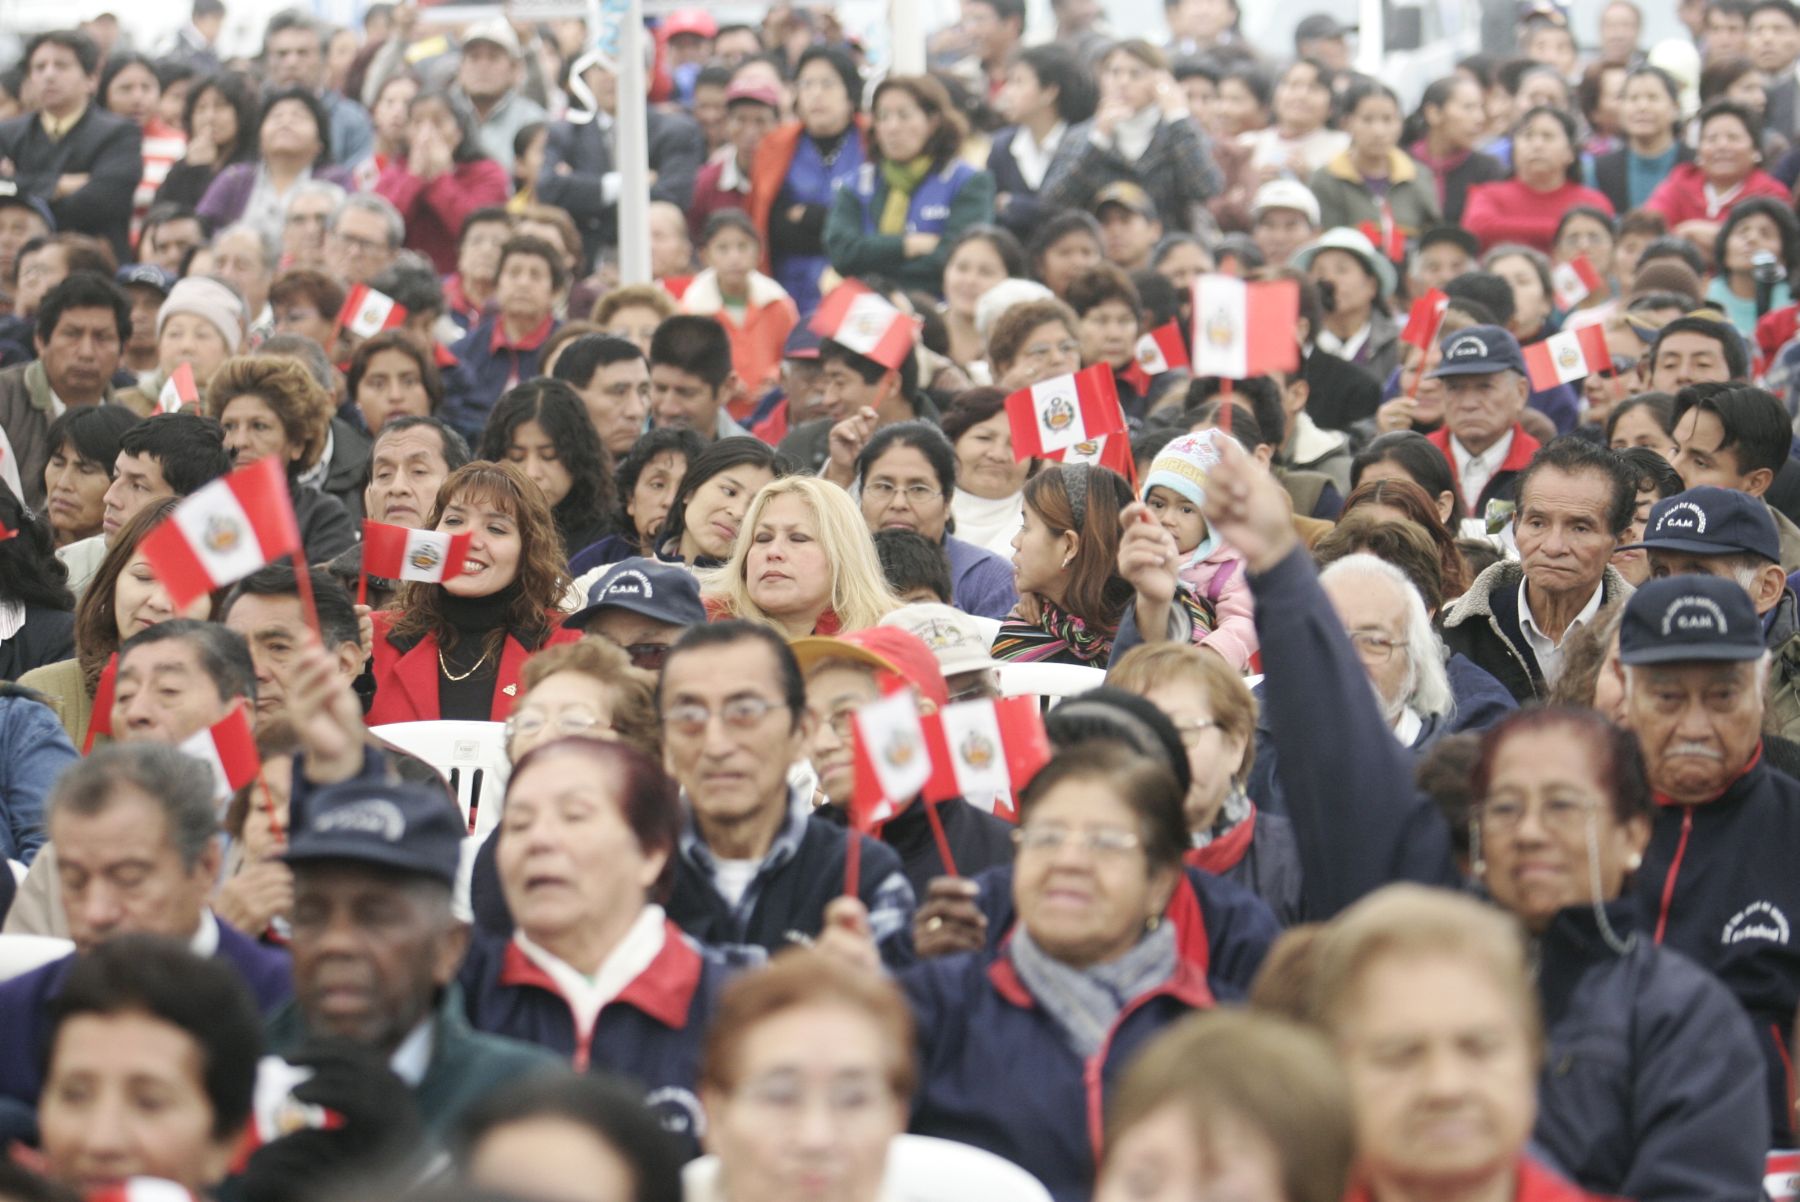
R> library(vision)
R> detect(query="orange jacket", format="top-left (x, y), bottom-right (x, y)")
top-left (680, 268), bottom-right (799, 418)
top-left (746, 117), bottom-right (870, 275)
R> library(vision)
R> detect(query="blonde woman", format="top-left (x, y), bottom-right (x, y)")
top-left (703, 476), bottom-right (900, 637)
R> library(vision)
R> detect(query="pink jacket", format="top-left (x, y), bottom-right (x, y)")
top-left (1177, 544), bottom-right (1257, 671)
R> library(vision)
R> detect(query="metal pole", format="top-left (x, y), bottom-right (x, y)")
top-left (614, 0), bottom-right (651, 284)
top-left (891, 0), bottom-right (927, 74)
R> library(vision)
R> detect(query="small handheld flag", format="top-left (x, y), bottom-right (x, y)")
top-left (178, 704), bottom-right (262, 808)
top-left (337, 284), bottom-right (408, 339)
top-left (1191, 275), bottom-right (1301, 378)
top-left (1134, 320), bottom-right (1191, 376)
top-left (1005, 364), bottom-right (1127, 461)
top-left (1523, 325), bottom-right (1613, 389)
top-left (138, 457), bottom-right (301, 611)
top-left (810, 281), bottom-right (918, 371)
top-left (1552, 255), bottom-right (1603, 311)
top-left (157, 362), bottom-right (199, 414)
top-left (361, 521), bottom-right (471, 584)
top-left (1399, 289), bottom-right (1450, 351)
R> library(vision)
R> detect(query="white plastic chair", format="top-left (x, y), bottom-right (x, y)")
top-left (968, 614), bottom-right (1003, 649)
top-left (370, 721), bottom-right (510, 843)
top-left (0, 935), bottom-right (73, 982)
top-left (997, 662), bottom-right (1108, 704)
top-left (683, 1135), bottom-right (1052, 1202)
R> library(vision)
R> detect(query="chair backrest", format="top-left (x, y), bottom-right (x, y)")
top-left (968, 615), bottom-right (1002, 648)
top-left (0, 935), bottom-right (74, 983)
top-left (684, 1135), bottom-right (1052, 1202)
top-left (369, 721), bottom-right (510, 843)
top-left (996, 662), bottom-right (1108, 705)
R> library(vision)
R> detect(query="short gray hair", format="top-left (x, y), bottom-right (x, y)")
top-left (288, 179), bottom-right (347, 214)
top-left (329, 193), bottom-right (404, 249)
top-left (1319, 553), bottom-right (1455, 720)
top-left (215, 222), bottom-right (280, 273)
top-left (50, 745), bottom-right (219, 869)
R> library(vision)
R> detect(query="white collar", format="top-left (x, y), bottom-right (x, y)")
top-left (1517, 575), bottom-right (1606, 663)
top-left (0, 601), bottom-right (23, 642)
top-left (1393, 707), bottom-right (1423, 745)
top-left (389, 1018), bottom-right (435, 1087)
top-left (717, 147), bottom-right (750, 193)
top-left (1315, 322), bottom-right (1372, 361)
top-left (512, 905), bottom-right (668, 1040)
top-left (1702, 178), bottom-right (1747, 218)
top-left (1449, 428), bottom-right (1514, 474)
top-left (298, 423), bottom-right (334, 489)
top-left (191, 909), bottom-right (220, 958)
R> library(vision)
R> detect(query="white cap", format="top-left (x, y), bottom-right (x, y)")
top-left (975, 278), bottom-right (1054, 342)
top-left (1250, 179), bottom-right (1322, 227)
top-left (879, 603), bottom-right (1002, 677)
top-left (462, 17), bottom-right (523, 59)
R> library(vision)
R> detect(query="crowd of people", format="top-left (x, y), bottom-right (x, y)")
top-left (5, 0), bottom-right (1800, 1199)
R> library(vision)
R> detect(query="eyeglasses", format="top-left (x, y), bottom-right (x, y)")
top-left (622, 642), bottom-right (672, 671)
top-left (1172, 718), bottom-right (1221, 749)
top-left (507, 707), bottom-right (610, 741)
top-left (662, 695), bottom-right (786, 736)
top-left (331, 231), bottom-right (391, 255)
top-left (1021, 339), bottom-right (1082, 366)
top-left (811, 706), bottom-right (858, 740)
top-left (1348, 631), bottom-right (1403, 663)
top-left (863, 480), bottom-right (942, 505)
top-left (1609, 355), bottom-right (1639, 376)
top-left (1012, 825), bottom-right (1144, 857)
top-left (1477, 795), bottom-right (1602, 834)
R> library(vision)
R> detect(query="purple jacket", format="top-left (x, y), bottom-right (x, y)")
top-left (197, 162), bottom-right (358, 230)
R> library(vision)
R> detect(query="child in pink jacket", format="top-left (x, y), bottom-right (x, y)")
top-left (1141, 431), bottom-right (1258, 670)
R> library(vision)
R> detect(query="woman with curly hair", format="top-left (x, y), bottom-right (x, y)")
top-left (204, 354), bottom-right (357, 564)
top-left (368, 461), bottom-right (581, 723)
top-left (702, 476), bottom-right (899, 636)
top-left (476, 380), bottom-right (618, 563)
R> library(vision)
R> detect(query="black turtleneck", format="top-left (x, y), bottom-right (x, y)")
top-left (435, 584), bottom-right (520, 721)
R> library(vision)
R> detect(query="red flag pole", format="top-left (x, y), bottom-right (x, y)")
top-left (291, 555), bottom-right (324, 640)
top-left (843, 825), bottom-right (862, 899)
top-left (923, 799), bottom-right (959, 877)
top-left (356, 568), bottom-right (368, 609)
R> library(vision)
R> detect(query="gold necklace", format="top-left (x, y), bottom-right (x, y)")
top-left (438, 644), bottom-right (493, 682)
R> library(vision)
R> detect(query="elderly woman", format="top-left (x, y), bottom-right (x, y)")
top-left (477, 380), bottom-right (619, 562)
top-left (1705, 195), bottom-right (1798, 335)
top-left (1292, 228), bottom-right (1401, 383)
top-left (505, 639), bottom-right (659, 764)
top-left (1644, 101), bottom-right (1787, 251)
top-left (1109, 642), bottom-right (1302, 925)
top-left (1462, 106), bottom-right (1615, 254)
top-left (986, 296), bottom-right (1085, 395)
top-left (942, 386), bottom-right (1040, 559)
top-left (703, 476), bottom-right (899, 637)
top-left (459, 738), bottom-right (734, 1155)
top-left (197, 86), bottom-right (357, 244)
top-left (123, 275), bottom-right (244, 416)
top-left (375, 90), bottom-right (510, 274)
top-left (367, 461), bottom-right (581, 724)
top-left (654, 437), bottom-right (792, 569)
top-left (204, 354), bottom-right (357, 563)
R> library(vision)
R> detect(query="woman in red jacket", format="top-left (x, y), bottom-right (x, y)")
top-left (1644, 100), bottom-right (1790, 253)
top-left (368, 460), bottom-right (579, 724)
top-left (1461, 106), bottom-right (1614, 254)
top-left (376, 90), bottom-right (511, 275)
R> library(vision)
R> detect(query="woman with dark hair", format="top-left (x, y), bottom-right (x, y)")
top-left (1589, 66), bottom-right (1690, 214)
top-left (155, 72), bottom-right (260, 209)
top-left (1065, 266), bottom-right (1147, 413)
top-left (1027, 211), bottom-right (1105, 300)
top-left (0, 493), bottom-right (74, 680)
top-left (477, 380), bottom-right (618, 561)
top-left (1605, 391), bottom-right (1675, 454)
top-left (1644, 101), bottom-right (1788, 248)
top-left (1706, 195), bottom-right (1799, 335)
top-left (655, 436), bottom-right (793, 568)
top-left (942, 225), bottom-right (1026, 370)
top-left (747, 45), bottom-right (868, 316)
top-left (1463, 106), bottom-right (1615, 253)
top-left (1350, 429), bottom-right (1466, 527)
top-left (347, 329), bottom-right (444, 433)
top-left (1311, 79), bottom-right (1441, 243)
top-left (569, 428), bottom-right (707, 577)
top-left (1239, 57), bottom-right (1346, 177)
top-left (1406, 75), bottom-right (1507, 225)
top-left (356, 72), bottom-right (420, 189)
top-left (368, 461), bottom-right (580, 724)
top-left (375, 90), bottom-right (510, 274)
top-left (39, 405), bottom-right (138, 548)
top-left (99, 53), bottom-right (188, 239)
top-left (989, 44), bottom-right (1099, 242)
top-left (1577, 59), bottom-right (1628, 158)
top-left (855, 420), bottom-right (1017, 619)
top-left (1484, 243), bottom-right (1581, 433)
top-left (993, 464), bottom-right (1215, 667)
top-left (1551, 207), bottom-right (1619, 327)
top-left (1610, 445), bottom-right (1684, 587)
top-left (196, 87), bottom-right (356, 242)
top-left (825, 75), bottom-right (995, 297)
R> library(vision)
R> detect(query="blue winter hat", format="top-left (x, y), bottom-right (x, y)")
top-left (1142, 430), bottom-right (1226, 508)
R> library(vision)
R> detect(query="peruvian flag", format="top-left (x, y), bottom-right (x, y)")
top-left (179, 704), bottom-right (261, 806)
top-left (849, 690), bottom-right (933, 829)
top-left (157, 362), bottom-right (198, 414)
top-left (1358, 216), bottom-right (1405, 262)
top-left (362, 521), bottom-right (471, 583)
top-left (1524, 325), bottom-right (1613, 389)
top-left (139, 457), bottom-right (301, 610)
top-left (337, 284), bottom-right (407, 339)
top-left (88, 1181), bottom-right (200, 1202)
top-left (1399, 288), bottom-right (1450, 351)
top-left (809, 280), bottom-right (917, 370)
top-left (1006, 364), bottom-right (1126, 460)
top-left (1191, 275), bottom-right (1300, 379)
top-left (1134, 320), bottom-right (1191, 376)
top-left (229, 1056), bottom-right (348, 1173)
top-left (1552, 255), bottom-right (1603, 311)
top-left (923, 696), bottom-right (1050, 807)
top-left (85, 653), bottom-right (117, 753)
top-left (1052, 431), bottom-right (1138, 489)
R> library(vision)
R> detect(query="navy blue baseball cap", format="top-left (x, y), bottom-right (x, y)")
top-left (1618, 574), bottom-right (1765, 666)
top-left (1428, 324), bottom-right (1528, 379)
top-left (283, 779), bottom-right (464, 886)
top-left (0, 181), bottom-right (54, 232)
top-left (567, 557), bottom-right (708, 631)
top-left (116, 263), bottom-right (176, 298)
top-left (1620, 486), bottom-right (1782, 564)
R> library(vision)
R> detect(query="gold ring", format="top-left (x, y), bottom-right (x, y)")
top-left (926, 916), bottom-right (945, 932)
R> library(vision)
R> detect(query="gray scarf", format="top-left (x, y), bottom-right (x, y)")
top-left (1009, 919), bottom-right (1179, 1058)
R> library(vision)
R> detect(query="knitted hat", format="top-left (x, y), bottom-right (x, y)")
top-left (1142, 430), bottom-right (1226, 508)
top-left (156, 276), bottom-right (245, 354)
top-left (1629, 260), bottom-right (1704, 306)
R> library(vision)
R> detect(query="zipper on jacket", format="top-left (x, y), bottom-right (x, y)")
top-left (1653, 809), bottom-right (1693, 945)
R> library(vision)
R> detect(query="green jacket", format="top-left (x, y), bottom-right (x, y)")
top-left (1308, 149), bottom-right (1442, 242)
top-left (823, 163), bottom-right (996, 296)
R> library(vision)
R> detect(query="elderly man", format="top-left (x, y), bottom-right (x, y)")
top-left (111, 619), bottom-right (255, 747)
top-left (1442, 438), bottom-right (1637, 703)
top-left (325, 194), bottom-right (403, 287)
top-left (1618, 573), bottom-right (1800, 1148)
top-left (210, 224), bottom-right (279, 338)
top-left (281, 181), bottom-right (346, 272)
top-left (269, 777), bottom-right (561, 1138)
top-left (1317, 555), bottom-right (1456, 742)
top-left (658, 621), bottom-right (916, 966)
top-left (262, 9), bottom-right (372, 164)
top-left (1423, 325), bottom-right (1543, 527)
top-left (0, 744), bottom-right (291, 1123)
top-left (566, 558), bottom-right (706, 673)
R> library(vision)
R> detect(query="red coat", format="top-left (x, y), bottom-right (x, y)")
top-left (375, 158), bottom-right (512, 275)
top-left (1643, 163), bottom-right (1790, 228)
top-left (366, 609), bottom-right (580, 725)
top-left (1461, 178), bottom-right (1615, 254)
top-left (1427, 423), bottom-right (1541, 517)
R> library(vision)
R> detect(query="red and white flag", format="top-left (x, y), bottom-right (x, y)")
top-left (229, 1055), bottom-right (348, 1173)
top-left (1006, 364), bottom-right (1126, 460)
top-left (361, 521), bottom-right (471, 583)
top-left (1523, 325), bottom-right (1613, 389)
top-left (157, 362), bottom-right (198, 414)
top-left (924, 696), bottom-right (1051, 806)
top-left (179, 704), bottom-right (261, 806)
top-left (1552, 255), bottom-right (1603, 311)
top-left (850, 690), bottom-right (933, 829)
top-left (139, 457), bottom-right (301, 610)
top-left (809, 281), bottom-right (917, 370)
top-left (1134, 320), bottom-right (1191, 376)
top-left (1399, 288), bottom-right (1450, 351)
top-left (337, 284), bottom-right (407, 339)
top-left (1191, 275), bottom-right (1300, 379)
top-left (1358, 216), bottom-right (1405, 262)
top-left (88, 1180), bottom-right (201, 1202)
top-left (1051, 431), bottom-right (1138, 488)
top-left (0, 518), bottom-right (13, 543)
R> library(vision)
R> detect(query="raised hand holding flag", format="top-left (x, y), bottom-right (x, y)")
top-left (1399, 289), bottom-right (1450, 351)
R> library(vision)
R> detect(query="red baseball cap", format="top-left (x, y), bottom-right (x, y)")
top-left (790, 627), bottom-right (950, 710)
top-left (662, 9), bottom-right (717, 39)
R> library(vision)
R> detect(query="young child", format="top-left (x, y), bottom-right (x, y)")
top-left (1142, 430), bottom-right (1258, 670)
top-left (680, 210), bottom-right (799, 421)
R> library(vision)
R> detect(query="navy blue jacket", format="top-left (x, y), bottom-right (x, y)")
top-left (903, 944), bottom-right (1211, 1202)
top-left (1534, 902), bottom-right (1768, 1202)
top-left (441, 313), bottom-right (560, 443)
top-left (458, 920), bottom-right (736, 1152)
top-left (817, 796), bottom-right (1015, 896)
top-left (986, 126), bottom-right (1051, 242)
top-left (1184, 808), bottom-right (1305, 927)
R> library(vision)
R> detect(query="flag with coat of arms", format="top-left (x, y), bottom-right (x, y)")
top-left (337, 284), bottom-right (408, 339)
top-left (809, 280), bottom-right (917, 370)
top-left (1191, 275), bottom-right (1301, 378)
top-left (138, 457), bottom-right (301, 610)
top-left (1524, 324), bottom-right (1612, 389)
top-left (157, 362), bottom-right (198, 414)
top-left (1005, 363), bottom-right (1126, 460)
top-left (361, 520), bottom-right (471, 583)
top-left (179, 704), bottom-right (261, 807)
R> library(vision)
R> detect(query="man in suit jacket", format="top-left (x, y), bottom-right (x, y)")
top-left (538, 50), bottom-right (707, 271)
top-left (0, 31), bottom-right (142, 263)
top-left (1753, 1), bottom-right (1800, 138)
